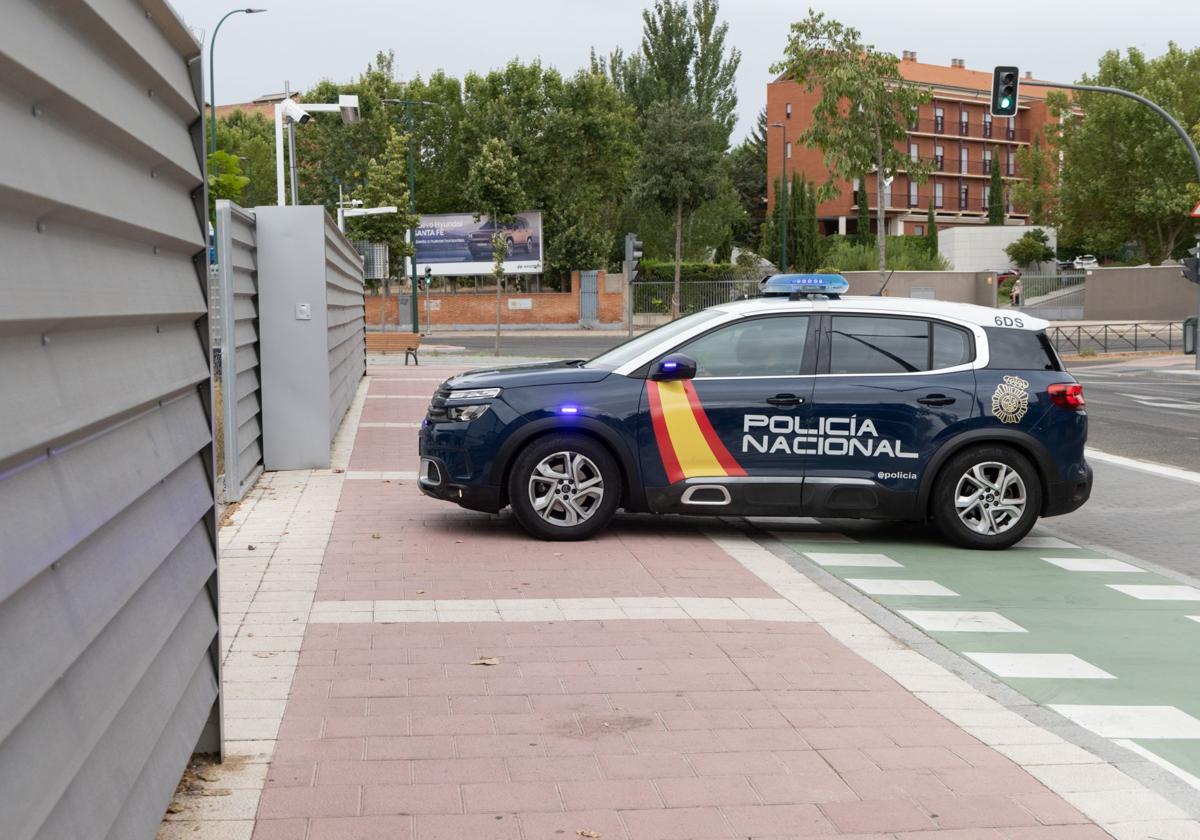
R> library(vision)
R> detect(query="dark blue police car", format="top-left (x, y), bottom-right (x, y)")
top-left (418, 275), bottom-right (1092, 549)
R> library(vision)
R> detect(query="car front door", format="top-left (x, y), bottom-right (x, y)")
top-left (638, 313), bottom-right (817, 513)
top-left (804, 314), bottom-right (977, 519)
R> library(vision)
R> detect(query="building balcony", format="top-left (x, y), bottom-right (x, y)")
top-left (906, 117), bottom-right (1029, 143)
top-left (899, 155), bottom-right (1022, 178)
top-left (852, 190), bottom-right (1026, 216)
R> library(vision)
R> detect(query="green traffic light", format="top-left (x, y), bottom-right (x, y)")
top-left (1001, 97), bottom-right (1012, 109)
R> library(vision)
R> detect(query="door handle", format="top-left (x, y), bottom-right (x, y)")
top-left (917, 394), bottom-right (956, 406)
top-left (766, 393), bottom-right (805, 407)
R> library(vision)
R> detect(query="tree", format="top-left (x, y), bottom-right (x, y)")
top-left (207, 150), bottom-right (249, 222)
top-left (635, 103), bottom-right (724, 315)
top-left (772, 11), bottom-right (931, 276)
top-left (465, 139), bottom-right (526, 355)
top-left (987, 146), bottom-right (1005, 225)
top-left (730, 108), bottom-right (768, 248)
top-left (346, 127), bottom-right (420, 281)
top-left (1011, 136), bottom-right (1055, 225)
top-left (855, 176), bottom-right (873, 246)
top-left (215, 109), bottom-right (276, 208)
top-left (924, 202), bottom-right (938, 255)
top-left (1005, 228), bottom-right (1056, 270)
top-left (1053, 45), bottom-right (1200, 263)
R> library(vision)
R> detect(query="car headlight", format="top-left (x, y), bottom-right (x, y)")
top-left (447, 387), bottom-right (501, 401)
top-left (446, 404), bottom-right (491, 422)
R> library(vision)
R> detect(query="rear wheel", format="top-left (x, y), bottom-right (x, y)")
top-left (932, 445), bottom-right (1041, 550)
top-left (508, 434), bottom-right (620, 540)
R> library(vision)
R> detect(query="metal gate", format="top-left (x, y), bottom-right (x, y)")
top-left (580, 270), bottom-right (600, 325)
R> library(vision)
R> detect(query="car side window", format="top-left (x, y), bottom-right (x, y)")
top-left (932, 322), bottom-right (973, 369)
top-left (675, 316), bottom-right (810, 377)
top-left (829, 315), bottom-right (929, 374)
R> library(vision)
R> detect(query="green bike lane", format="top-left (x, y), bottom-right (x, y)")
top-left (768, 525), bottom-right (1200, 790)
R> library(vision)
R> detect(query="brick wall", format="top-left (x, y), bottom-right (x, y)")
top-left (365, 270), bottom-right (625, 329)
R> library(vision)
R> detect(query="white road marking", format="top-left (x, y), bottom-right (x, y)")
top-left (1050, 705), bottom-right (1200, 739)
top-left (899, 610), bottom-right (1027, 633)
top-left (965, 652), bottom-right (1116, 680)
top-left (1112, 739), bottom-right (1200, 793)
top-left (1107, 584), bottom-right (1200, 601)
top-left (1015, 536), bottom-right (1079, 550)
top-left (845, 579), bottom-right (958, 597)
top-left (1116, 392), bottom-right (1200, 411)
top-left (805, 552), bottom-right (902, 568)
top-left (1042, 557), bottom-right (1145, 573)
top-left (1086, 448), bottom-right (1200, 486)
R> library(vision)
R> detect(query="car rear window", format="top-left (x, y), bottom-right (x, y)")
top-left (984, 327), bottom-right (1062, 371)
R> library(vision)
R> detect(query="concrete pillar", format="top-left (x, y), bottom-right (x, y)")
top-left (837, 216), bottom-right (847, 235)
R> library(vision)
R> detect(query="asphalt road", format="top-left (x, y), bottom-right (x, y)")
top-left (1067, 356), bottom-right (1200, 471)
top-left (429, 332), bottom-right (625, 360)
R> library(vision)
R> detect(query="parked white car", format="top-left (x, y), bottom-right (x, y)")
top-left (1073, 254), bottom-right (1099, 269)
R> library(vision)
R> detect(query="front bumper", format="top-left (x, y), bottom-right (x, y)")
top-left (417, 455), bottom-right (503, 513)
top-left (1043, 461), bottom-right (1093, 517)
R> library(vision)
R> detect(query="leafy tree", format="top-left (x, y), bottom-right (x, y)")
top-left (635, 102), bottom-right (724, 315)
top-left (987, 146), bottom-right (1005, 225)
top-left (772, 11), bottom-right (931, 276)
top-left (1011, 136), bottom-right (1055, 225)
top-left (924, 202), bottom-right (938, 255)
top-left (207, 150), bottom-right (249, 221)
top-left (346, 127), bottom-right (420, 280)
top-left (730, 108), bottom-right (768, 248)
top-left (1053, 45), bottom-right (1200, 263)
top-left (465, 139), bottom-right (526, 355)
top-left (215, 110), bottom-right (276, 208)
top-left (1005, 228), bottom-right (1055, 270)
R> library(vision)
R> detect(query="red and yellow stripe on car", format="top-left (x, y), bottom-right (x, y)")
top-left (647, 380), bottom-right (746, 484)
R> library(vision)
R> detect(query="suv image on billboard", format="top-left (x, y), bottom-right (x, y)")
top-left (418, 275), bottom-right (1092, 550)
top-left (467, 217), bottom-right (537, 259)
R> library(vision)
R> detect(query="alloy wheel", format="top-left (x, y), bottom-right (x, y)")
top-left (954, 461), bottom-right (1027, 536)
top-left (527, 451), bottom-right (605, 527)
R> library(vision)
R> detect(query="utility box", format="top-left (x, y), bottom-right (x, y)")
top-left (256, 206), bottom-right (366, 470)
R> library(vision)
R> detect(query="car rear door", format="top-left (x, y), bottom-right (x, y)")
top-left (803, 313), bottom-right (977, 519)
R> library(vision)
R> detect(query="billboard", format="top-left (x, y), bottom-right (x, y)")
top-left (414, 211), bottom-right (543, 276)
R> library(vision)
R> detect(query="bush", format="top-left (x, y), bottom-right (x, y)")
top-left (817, 236), bottom-right (949, 273)
top-left (639, 261), bottom-right (751, 283)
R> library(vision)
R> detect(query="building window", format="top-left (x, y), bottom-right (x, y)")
top-left (983, 112), bottom-right (993, 139)
top-left (959, 184), bottom-right (969, 210)
top-left (960, 147), bottom-right (969, 174)
top-left (914, 225), bottom-right (924, 236)
top-left (909, 180), bottom-right (919, 207)
top-left (1006, 151), bottom-right (1015, 176)
top-left (786, 143), bottom-right (792, 159)
top-left (934, 182), bottom-right (944, 209)
top-left (959, 109), bottom-right (968, 136)
top-left (983, 148), bottom-right (992, 174)
top-left (935, 145), bottom-right (944, 170)
top-left (1007, 116), bottom-right (1015, 140)
top-left (910, 142), bottom-right (919, 162)
top-left (786, 102), bottom-right (792, 119)
top-left (934, 107), bottom-right (945, 134)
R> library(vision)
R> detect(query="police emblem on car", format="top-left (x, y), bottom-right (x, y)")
top-left (418, 273), bottom-right (1092, 550)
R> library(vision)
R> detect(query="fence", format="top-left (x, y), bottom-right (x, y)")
top-left (1016, 271), bottom-right (1087, 320)
top-left (631, 277), bottom-right (763, 323)
top-left (1047, 322), bottom-right (1188, 354)
top-left (0, 4), bottom-right (220, 840)
top-left (216, 201), bottom-right (264, 502)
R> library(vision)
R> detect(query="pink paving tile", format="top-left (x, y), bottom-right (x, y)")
top-left (558, 779), bottom-right (663, 810)
top-left (505, 755), bottom-right (601, 782)
top-left (915, 794), bottom-right (1040, 830)
top-left (257, 784), bottom-right (360, 819)
top-left (316, 759), bottom-right (410, 786)
top-left (721, 802), bottom-right (834, 836)
top-left (462, 781), bottom-right (562, 813)
top-left (361, 783), bottom-right (462, 816)
top-left (749, 772), bottom-right (858, 805)
top-left (518, 809), bottom-right (629, 840)
top-left (308, 815), bottom-right (414, 840)
top-left (251, 818), bottom-right (308, 840)
top-left (620, 806), bottom-right (733, 840)
top-left (413, 813), bottom-right (521, 840)
top-left (655, 775), bottom-right (762, 807)
top-left (411, 757), bottom-right (507, 784)
top-left (819, 799), bottom-right (938, 834)
top-left (599, 753), bottom-right (695, 779)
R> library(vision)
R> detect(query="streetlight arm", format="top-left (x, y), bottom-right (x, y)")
top-left (208, 8), bottom-right (267, 155)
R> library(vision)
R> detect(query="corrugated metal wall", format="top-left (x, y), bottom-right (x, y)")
top-left (0, 3), bottom-right (220, 840)
top-left (325, 215), bottom-right (367, 438)
top-left (216, 201), bottom-right (263, 501)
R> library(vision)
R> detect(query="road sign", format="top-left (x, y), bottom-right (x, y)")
top-left (1190, 200), bottom-right (1200, 218)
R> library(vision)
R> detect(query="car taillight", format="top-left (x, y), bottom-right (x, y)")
top-left (1049, 382), bottom-right (1085, 410)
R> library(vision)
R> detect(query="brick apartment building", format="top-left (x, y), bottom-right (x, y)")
top-left (767, 52), bottom-right (1057, 237)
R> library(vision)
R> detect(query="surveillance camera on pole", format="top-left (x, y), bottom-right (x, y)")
top-left (280, 98), bottom-right (311, 125)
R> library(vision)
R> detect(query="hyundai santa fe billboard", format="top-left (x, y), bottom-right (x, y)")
top-left (413, 211), bottom-right (543, 276)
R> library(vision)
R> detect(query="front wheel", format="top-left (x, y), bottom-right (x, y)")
top-left (931, 445), bottom-right (1041, 550)
top-left (508, 434), bottom-right (620, 540)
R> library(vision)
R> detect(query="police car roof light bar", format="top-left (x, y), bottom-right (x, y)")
top-left (760, 273), bottom-right (850, 299)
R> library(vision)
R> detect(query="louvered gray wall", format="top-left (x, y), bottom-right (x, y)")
top-left (325, 215), bottom-right (367, 438)
top-left (216, 201), bottom-right (263, 501)
top-left (0, 3), bottom-right (220, 840)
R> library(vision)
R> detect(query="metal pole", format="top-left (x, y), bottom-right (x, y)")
top-left (274, 101), bottom-right (285, 205)
top-left (407, 104), bottom-right (420, 333)
top-left (286, 80), bottom-right (299, 206)
top-left (207, 9), bottom-right (266, 155)
top-left (1024, 79), bottom-right (1200, 368)
top-left (781, 125), bottom-right (789, 273)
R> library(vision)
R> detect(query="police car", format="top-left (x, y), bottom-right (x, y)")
top-left (418, 274), bottom-right (1092, 549)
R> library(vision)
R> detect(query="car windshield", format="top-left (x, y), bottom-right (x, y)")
top-left (585, 309), bottom-right (727, 371)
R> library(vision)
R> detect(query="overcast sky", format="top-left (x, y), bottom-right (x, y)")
top-left (172, 0), bottom-right (1195, 142)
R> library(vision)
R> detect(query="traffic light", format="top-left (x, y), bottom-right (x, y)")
top-left (1182, 242), bottom-right (1200, 284)
top-left (624, 233), bottom-right (644, 283)
top-left (991, 66), bottom-right (1020, 117)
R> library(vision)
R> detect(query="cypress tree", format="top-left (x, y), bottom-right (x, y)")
top-left (855, 174), bottom-right (873, 245)
top-left (987, 146), bottom-right (1005, 225)
top-left (924, 201), bottom-right (938, 255)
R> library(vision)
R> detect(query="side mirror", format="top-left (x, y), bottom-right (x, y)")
top-left (650, 353), bottom-right (697, 381)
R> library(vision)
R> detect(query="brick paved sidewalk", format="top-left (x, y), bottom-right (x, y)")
top-left (161, 364), bottom-right (1197, 840)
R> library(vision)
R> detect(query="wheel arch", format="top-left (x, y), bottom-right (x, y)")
top-left (490, 417), bottom-right (644, 510)
top-left (918, 429), bottom-right (1056, 518)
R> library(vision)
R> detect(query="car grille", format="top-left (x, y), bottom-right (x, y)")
top-left (426, 386), bottom-right (452, 423)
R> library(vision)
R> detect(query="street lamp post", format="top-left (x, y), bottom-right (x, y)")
top-left (381, 99), bottom-right (436, 334)
top-left (207, 8), bottom-right (267, 156)
top-left (769, 122), bottom-right (789, 272)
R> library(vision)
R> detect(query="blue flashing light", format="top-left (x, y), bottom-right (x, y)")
top-left (559, 405), bottom-right (580, 415)
top-left (761, 273), bottom-right (849, 297)
top-left (662, 361), bottom-right (678, 371)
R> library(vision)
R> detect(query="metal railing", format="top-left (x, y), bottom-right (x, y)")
top-left (910, 117), bottom-right (1029, 142)
top-left (632, 277), bottom-right (763, 319)
top-left (901, 155), bottom-right (1020, 177)
top-left (1048, 322), bottom-right (1187, 354)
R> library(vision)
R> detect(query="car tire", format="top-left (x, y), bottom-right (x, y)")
top-left (931, 444), bottom-right (1042, 550)
top-left (508, 434), bottom-right (621, 541)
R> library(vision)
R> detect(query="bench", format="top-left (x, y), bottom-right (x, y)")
top-left (366, 332), bottom-right (423, 365)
